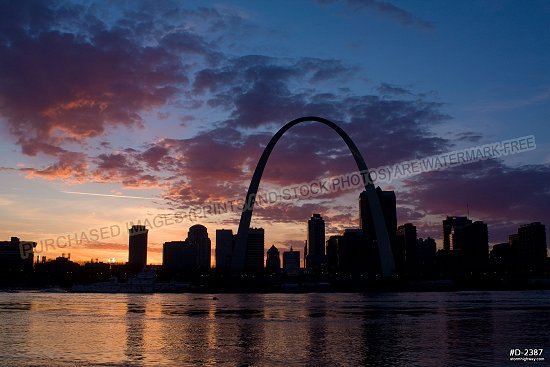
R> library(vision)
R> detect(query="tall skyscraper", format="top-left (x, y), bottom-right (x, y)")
top-left (266, 245), bottom-right (281, 273)
top-left (462, 220), bottom-right (489, 268)
top-left (245, 227), bottom-right (264, 273)
top-left (187, 224), bottom-right (211, 270)
top-left (396, 223), bottom-right (417, 270)
top-left (326, 235), bottom-right (339, 273)
top-left (359, 188), bottom-right (397, 247)
top-left (442, 216), bottom-right (471, 251)
top-left (215, 229), bottom-right (233, 271)
top-left (128, 225), bottom-right (148, 269)
top-left (305, 214), bottom-right (325, 270)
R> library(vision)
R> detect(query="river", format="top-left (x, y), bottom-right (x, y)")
top-left (0, 291), bottom-right (548, 366)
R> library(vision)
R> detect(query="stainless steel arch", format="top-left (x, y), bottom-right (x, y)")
top-left (231, 116), bottom-right (396, 276)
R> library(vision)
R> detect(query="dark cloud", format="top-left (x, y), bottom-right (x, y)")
top-left (396, 206), bottom-right (425, 223)
top-left (155, 51), bottom-right (451, 213)
top-left (0, 0), bottom-right (217, 157)
top-left (400, 159), bottom-right (550, 243)
top-left (93, 153), bottom-right (161, 188)
top-left (12, 0), bottom-right (539, 237)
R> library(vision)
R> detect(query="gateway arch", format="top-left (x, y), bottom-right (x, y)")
top-left (231, 116), bottom-right (396, 277)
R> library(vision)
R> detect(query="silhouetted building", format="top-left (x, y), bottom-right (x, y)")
top-left (283, 246), bottom-right (300, 272)
top-left (246, 227), bottom-right (264, 273)
top-left (340, 229), bottom-right (371, 275)
top-left (326, 236), bottom-right (339, 273)
top-left (509, 233), bottom-right (520, 249)
top-left (163, 241), bottom-right (190, 273)
top-left (359, 188), bottom-right (397, 263)
top-left (396, 223), bottom-right (417, 271)
top-left (128, 225), bottom-right (148, 269)
top-left (266, 245), bottom-right (281, 273)
top-left (490, 242), bottom-right (511, 266)
top-left (511, 222), bottom-right (547, 268)
top-left (34, 254), bottom-right (80, 285)
top-left (327, 229), bottom-right (378, 275)
top-left (442, 217), bottom-right (488, 271)
top-left (462, 220), bottom-right (489, 269)
top-left (305, 214), bottom-right (325, 270)
top-left (0, 237), bottom-right (36, 274)
top-left (187, 224), bottom-right (211, 270)
top-left (417, 237), bottom-right (437, 261)
top-left (216, 229), bottom-right (233, 271)
top-left (442, 216), bottom-right (471, 251)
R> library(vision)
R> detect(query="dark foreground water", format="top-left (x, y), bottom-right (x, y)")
top-left (0, 291), bottom-right (548, 366)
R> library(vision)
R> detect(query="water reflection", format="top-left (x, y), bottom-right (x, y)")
top-left (0, 291), bottom-right (548, 366)
top-left (235, 294), bottom-right (265, 366)
top-left (305, 294), bottom-right (328, 366)
top-left (445, 292), bottom-right (495, 364)
top-left (361, 295), bottom-right (405, 366)
top-left (125, 294), bottom-right (147, 363)
top-left (0, 295), bottom-right (32, 363)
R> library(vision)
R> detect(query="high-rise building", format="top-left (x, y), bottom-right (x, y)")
top-left (326, 236), bottom-right (339, 273)
top-left (396, 223), bottom-right (417, 270)
top-left (512, 222), bottom-right (547, 266)
top-left (245, 227), bottom-right (264, 273)
top-left (442, 216), bottom-right (471, 251)
top-left (359, 188), bottom-right (397, 255)
top-left (266, 245), bottom-right (281, 273)
top-left (462, 220), bottom-right (489, 268)
top-left (283, 246), bottom-right (300, 272)
top-left (128, 225), bottom-right (148, 269)
top-left (215, 229), bottom-right (233, 271)
top-left (305, 214), bottom-right (325, 270)
top-left (187, 224), bottom-right (211, 270)
top-left (163, 241), bottom-right (196, 273)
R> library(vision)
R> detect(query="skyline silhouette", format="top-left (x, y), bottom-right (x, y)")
top-left (1, 2), bottom-right (549, 367)
top-left (1, 0), bottom-right (549, 266)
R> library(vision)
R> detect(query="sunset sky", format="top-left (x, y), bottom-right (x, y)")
top-left (1, 0), bottom-right (549, 264)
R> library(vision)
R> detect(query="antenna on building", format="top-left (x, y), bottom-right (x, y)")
top-left (467, 203), bottom-right (470, 219)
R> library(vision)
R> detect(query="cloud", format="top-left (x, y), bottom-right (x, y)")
top-left (92, 153), bottom-right (161, 188)
top-left (25, 152), bottom-right (88, 181)
top-left (377, 83), bottom-right (412, 96)
top-left (0, 0), bottom-right (214, 157)
top-left (452, 132), bottom-right (484, 144)
top-left (472, 88), bottom-right (550, 112)
top-left (255, 202), bottom-right (329, 223)
top-left (154, 53), bottom-right (451, 215)
top-left (400, 159), bottom-right (550, 243)
top-left (0, 1), bottom-right (461, 230)
top-left (316, 0), bottom-right (434, 30)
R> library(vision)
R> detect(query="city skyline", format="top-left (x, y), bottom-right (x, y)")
top-left (1, 1), bottom-right (550, 264)
top-left (5, 191), bottom-right (546, 270)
